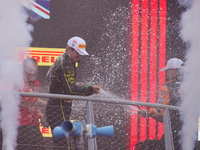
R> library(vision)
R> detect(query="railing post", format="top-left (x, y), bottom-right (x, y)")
top-left (86, 101), bottom-right (97, 150)
top-left (163, 109), bottom-right (174, 150)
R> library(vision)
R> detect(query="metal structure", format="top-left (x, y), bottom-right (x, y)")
top-left (163, 109), bottom-right (174, 150)
top-left (52, 103), bottom-right (114, 149)
top-left (4, 91), bottom-right (194, 149)
top-left (86, 101), bottom-right (97, 150)
top-left (18, 92), bottom-right (182, 110)
top-left (17, 92), bottom-right (184, 149)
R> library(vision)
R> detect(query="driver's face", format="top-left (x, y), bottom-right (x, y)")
top-left (68, 48), bottom-right (82, 62)
top-left (166, 68), bottom-right (177, 80)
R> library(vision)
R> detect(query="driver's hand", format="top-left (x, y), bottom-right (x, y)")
top-left (138, 109), bottom-right (148, 118)
top-left (92, 85), bottom-right (100, 94)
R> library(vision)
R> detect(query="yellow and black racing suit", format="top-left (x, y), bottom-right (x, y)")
top-left (45, 51), bottom-right (93, 150)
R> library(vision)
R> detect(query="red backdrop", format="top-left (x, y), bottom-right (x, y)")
top-left (131, 0), bottom-right (166, 149)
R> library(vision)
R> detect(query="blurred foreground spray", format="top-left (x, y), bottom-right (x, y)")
top-left (178, 0), bottom-right (200, 149)
top-left (0, 0), bottom-right (33, 149)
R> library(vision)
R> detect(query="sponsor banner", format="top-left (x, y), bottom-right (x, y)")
top-left (39, 120), bottom-right (75, 137)
top-left (39, 124), bottom-right (52, 137)
top-left (17, 47), bottom-right (65, 66)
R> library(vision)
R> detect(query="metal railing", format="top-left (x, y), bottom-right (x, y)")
top-left (18, 92), bottom-right (181, 110)
top-left (1, 91), bottom-right (193, 149)
top-left (18, 92), bottom-right (182, 150)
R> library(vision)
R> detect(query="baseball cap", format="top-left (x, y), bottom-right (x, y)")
top-left (67, 36), bottom-right (89, 55)
top-left (160, 58), bottom-right (183, 71)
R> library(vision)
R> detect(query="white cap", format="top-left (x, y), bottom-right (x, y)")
top-left (67, 36), bottom-right (89, 55)
top-left (160, 58), bottom-right (183, 71)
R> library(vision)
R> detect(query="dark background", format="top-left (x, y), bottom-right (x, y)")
top-left (166, 0), bottom-right (187, 62)
top-left (30, 0), bottom-right (187, 92)
top-left (30, 0), bottom-right (131, 94)
top-left (29, 0), bottom-right (187, 149)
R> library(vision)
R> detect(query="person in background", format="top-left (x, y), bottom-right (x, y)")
top-left (45, 36), bottom-right (100, 150)
top-left (17, 57), bottom-right (47, 150)
top-left (135, 58), bottom-right (184, 150)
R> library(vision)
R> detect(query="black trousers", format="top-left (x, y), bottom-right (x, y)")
top-left (46, 99), bottom-right (72, 150)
